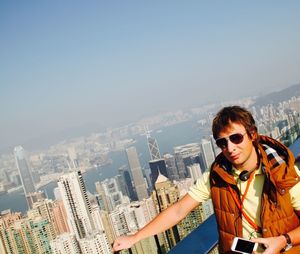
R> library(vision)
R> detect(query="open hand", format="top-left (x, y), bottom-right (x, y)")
top-left (251, 235), bottom-right (286, 254)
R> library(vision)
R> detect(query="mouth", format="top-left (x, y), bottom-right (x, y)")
top-left (230, 154), bottom-right (240, 161)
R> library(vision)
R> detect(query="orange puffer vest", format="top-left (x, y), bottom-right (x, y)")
top-left (210, 135), bottom-right (300, 253)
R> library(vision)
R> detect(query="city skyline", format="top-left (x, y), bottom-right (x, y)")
top-left (0, 95), bottom-right (299, 253)
top-left (1, 1), bottom-right (300, 151)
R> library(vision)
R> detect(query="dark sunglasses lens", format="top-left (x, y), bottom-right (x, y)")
top-left (216, 138), bottom-right (227, 148)
top-left (229, 133), bottom-right (244, 144)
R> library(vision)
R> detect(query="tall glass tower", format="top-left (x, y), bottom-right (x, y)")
top-left (200, 139), bottom-right (215, 171)
top-left (126, 147), bottom-right (148, 201)
top-left (147, 136), bottom-right (161, 161)
top-left (14, 146), bottom-right (36, 196)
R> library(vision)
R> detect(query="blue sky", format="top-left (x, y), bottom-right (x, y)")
top-left (1, 1), bottom-right (300, 150)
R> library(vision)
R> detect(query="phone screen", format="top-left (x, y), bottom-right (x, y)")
top-left (235, 238), bottom-right (255, 253)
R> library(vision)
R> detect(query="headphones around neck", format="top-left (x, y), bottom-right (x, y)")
top-left (239, 170), bottom-right (253, 181)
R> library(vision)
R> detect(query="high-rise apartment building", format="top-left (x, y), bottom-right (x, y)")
top-left (174, 143), bottom-right (201, 178)
top-left (109, 202), bottom-right (160, 254)
top-left (28, 199), bottom-right (57, 239)
top-left (30, 217), bottom-right (54, 253)
top-left (0, 218), bottom-right (35, 253)
top-left (109, 206), bottom-right (132, 237)
top-left (52, 200), bottom-right (70, 235)
top-left (14, 146), bottom-right (36, 207)
top-left (96, 210), bottom-right (115, 245)
top-left (187, 163), bottom-right (202, 182)
top-left (126, 147), bottom-right (148, 201)
top-left (0, 211), bottom-right (54, 254)
top-left (78, 232), bottom-right (111, 254)
top-left (57, 171), bottom-right (95, 239)
top-left (50, 233), bottom-right (80, 254)
top-left (100, 178), bottom-right (129, 210)
top-left (95, 181), bottom-right (110, 212)
top-left (57, 171), bottom-right (111, 253)
top-left (0, 210), bottom-right (23, 253)
top-left (152, 173), bottom-right (180, 249)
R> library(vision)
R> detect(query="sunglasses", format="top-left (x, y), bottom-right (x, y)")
top-left (215, 133), bottom-right (247, 149)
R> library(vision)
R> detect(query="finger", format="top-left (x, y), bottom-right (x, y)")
top-left (251, 237), bottom-right (267, 244)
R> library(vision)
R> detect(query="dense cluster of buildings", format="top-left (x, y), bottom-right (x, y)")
top-left (0, 137), bottom-right (216, 254)
top-left (0, 95), bottom-right (300, 253)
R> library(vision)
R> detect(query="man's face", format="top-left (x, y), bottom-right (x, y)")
top-left (217, 122), bottom-right (257, 170)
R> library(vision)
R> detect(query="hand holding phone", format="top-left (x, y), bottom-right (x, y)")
top-left (231, 237), bottom-right (258, 254)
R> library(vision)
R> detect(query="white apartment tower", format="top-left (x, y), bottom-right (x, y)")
top-left (100, 178), bottom-right (129, 210)
top-left (187, 163), bottom-right (202, 182)
top-left (57, 171), bottom-right (95, 239)
top-left (78, 232), bottom-right (112, 254)
top-left (50, 233), bottom-right (81, 254)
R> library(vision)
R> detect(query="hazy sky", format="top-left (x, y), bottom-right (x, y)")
top-left (1, 1), bottom-right (300, 150)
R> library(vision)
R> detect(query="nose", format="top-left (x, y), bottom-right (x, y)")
top-left (226, 139), bottom-right (236, 153)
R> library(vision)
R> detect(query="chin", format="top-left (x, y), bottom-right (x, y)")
top-left (231, 159), bottom-right (244, 168)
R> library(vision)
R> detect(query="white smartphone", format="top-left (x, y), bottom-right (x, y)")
top-left (231, 237), bottom-right (258, 254)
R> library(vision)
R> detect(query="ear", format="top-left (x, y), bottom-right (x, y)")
top-left (250, 131), bottom-right (259, 141)
top-left (249, 127), bottom-right (258, 141)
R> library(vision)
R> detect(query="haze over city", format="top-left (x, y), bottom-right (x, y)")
top-left (1, 1), bottom-right (300, 151)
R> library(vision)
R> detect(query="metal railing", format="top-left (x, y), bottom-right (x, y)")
top-left (168, 214), bottom-right (218, 254)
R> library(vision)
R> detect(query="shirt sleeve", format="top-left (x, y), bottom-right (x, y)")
top-left (188, 171), bottom-right (211, 202)
top-left (290, 165), bottom-right (300, 210)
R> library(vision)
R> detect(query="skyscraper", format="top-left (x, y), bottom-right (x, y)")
top-left (14, 146), bottom-right (36, 208)
top-left (50, 233), bottom-right (80, 254)
top-left (149, 159), bottom-right (168, 187)
top-left (78, 232), bottom-right (112, 254)
top-left (126, 147), bottom-right (148, 201)
top-left (174, 143), bottom-right (201, 178)
top-left (200, 139), bottom-right (215, 170)
top-left (163, 154), bottom-right (179, 181)
top-left (187, 163), bottom-right (202, 182)
top-left (118, 168), bottom-right (137, 201)
top-left (100, 178), bottom-right (129, 210)
top-left (209, 135), bottom-right (221, 158)
top-left (52, 200), bottom-right (70, 235)
top-left (152, 173), bottom-right (180, 249)
top-left (147, 136), bottom-right (161, 161)
top-left (144, 127), bottom-right (161, 161)
top-left (95, 181), bottom-right (110, 212)
top-left (57, 171), bottom-right (95, 239)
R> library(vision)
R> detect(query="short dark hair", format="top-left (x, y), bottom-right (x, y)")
top-left (212, 105), bottom-right (257, 139)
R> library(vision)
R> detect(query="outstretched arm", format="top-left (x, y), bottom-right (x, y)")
top-left (112, 194), bottom-right (200, 252)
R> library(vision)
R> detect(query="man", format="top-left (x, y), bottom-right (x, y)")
top-left (113, 106), bottom-right (300, 253)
